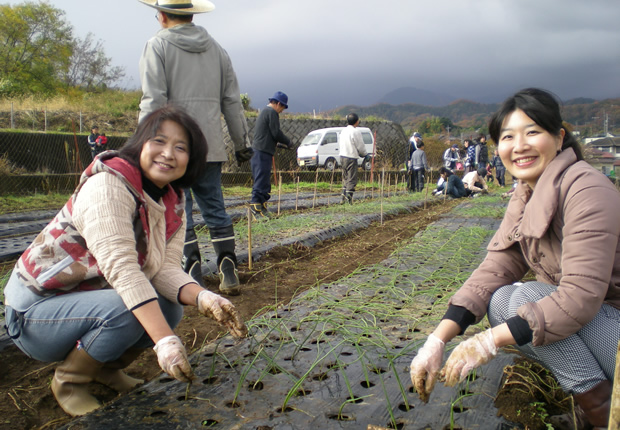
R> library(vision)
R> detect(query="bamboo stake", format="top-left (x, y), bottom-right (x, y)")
top-left (295, 176), bottom-right (300, 211)
top-left (363, 171), bottom-right (367, 200)
top-left (424, 167), bottom-right (432, 210)
top-left (610, 340), bottom-right (620, 429)
top-left (312, 169), bottom-right (318, 208)
top-left (247, 207), bottom-right (253, 270)
top-left (277, 173), bottom-right (282, 216)
top-left (329, 168), bottom-right (335, 206)
top-left (380, 168), bottom-right (385, 225)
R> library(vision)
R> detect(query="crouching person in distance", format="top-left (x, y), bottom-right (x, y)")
top-left (3, 106), bottom-right (248, 417)
top-left (410, 88), bottom-right (618, 429)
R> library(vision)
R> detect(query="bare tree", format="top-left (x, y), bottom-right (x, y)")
top-left (64, 33), bottom-right (125, 91)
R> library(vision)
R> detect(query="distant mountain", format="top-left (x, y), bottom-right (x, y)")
top-left (378, 86), bottom-right (457, 107)
top-left (330, 99), bottom-right (498, 127)
top-left (564, 97), bottom-right (597, 106)
top-left (328, 96), bottom-right (620, 136)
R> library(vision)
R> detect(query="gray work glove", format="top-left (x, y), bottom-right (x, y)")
top-left (235, 148), bottom-right (254, 166)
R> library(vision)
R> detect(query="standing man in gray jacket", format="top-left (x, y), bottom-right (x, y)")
top-left (137, 0), bottom-right (253, 295)
top-left (339, 113), bottom-right (368, 205)
top-left (410, 141), bottom-right (429, 192)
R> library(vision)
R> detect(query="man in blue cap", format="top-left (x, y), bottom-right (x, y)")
top-left (249, 91), bottom-right (291, 219)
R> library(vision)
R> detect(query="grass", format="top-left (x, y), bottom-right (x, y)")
top-left (0, 192), bottom-right (71, 214)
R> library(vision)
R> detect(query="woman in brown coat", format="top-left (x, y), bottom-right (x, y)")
top-left (409, 88), bottom-right (619, 429)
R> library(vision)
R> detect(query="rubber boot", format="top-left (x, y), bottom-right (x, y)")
top-left (346, 192), bottom-right (353, 205)
top-left (340, 190), bottom-right (347, 205)
top-left (573, 380), bottom-right (611, 429)
top-left (95, 348), bottom-right (145, 393)
top-left (250, 203), bottom-right (270, 221)
top-left (51, 345), bottom-right (104, 416)
top-left (549, 405), bottom-right (591, 430)
top-left (211, 225), bottom-right (241, 295)
top-left (182, 228), bottom-right (206, 287)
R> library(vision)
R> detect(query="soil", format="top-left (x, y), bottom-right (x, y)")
top-left (494, 356), bottom-right (573, 430)
top-left (0, 204), bottom-right (454, 430)
top-left (0, 200), bottom-right (568, 430)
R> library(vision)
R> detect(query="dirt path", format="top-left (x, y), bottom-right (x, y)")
top-left (0, 200), bottom-right (461, 430)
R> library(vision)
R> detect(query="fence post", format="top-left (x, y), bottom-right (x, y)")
top-left (80, 111), bottom-right (83, 133)
top-left (44, 107), bottom-right (47, 132)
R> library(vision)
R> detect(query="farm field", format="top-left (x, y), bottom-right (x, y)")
top-left (0, 191), bottom-right (569, 430)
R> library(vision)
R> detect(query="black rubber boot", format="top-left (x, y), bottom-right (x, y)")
top-left (182, 228), bottom-right (206, 287)
top-left (340, 190), bottom-right (347, 205)
top-left (211, 225), bottom-right (241, 295)
top-left (346, 192), bottom-right (353, 205)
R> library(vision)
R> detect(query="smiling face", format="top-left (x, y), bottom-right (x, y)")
top-left (139, 120), bottom-right (190, 188)
top-left (497, 109), bottom-right (564, 189)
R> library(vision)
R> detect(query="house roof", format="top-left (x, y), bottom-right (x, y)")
top-left (587, 136), bottom-right (620, 147)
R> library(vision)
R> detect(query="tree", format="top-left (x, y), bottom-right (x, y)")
top-left (64, 33), bottom-right (125, 91)
top-left (0, 1), bottom-right (73, 95)
top-left (418, 116), bottom-right (455, 135)
top-left (240, 93), bottom-right (252, 111)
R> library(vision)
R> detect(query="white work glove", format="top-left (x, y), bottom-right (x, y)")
top-left (153, 335), bottom-right (193, 382)
top-left (409, 334), bottom-right (445, 403)
top-left (197, 289), bottom-right (248, 338)
top-left (441, 329), bottom-right (497, 386)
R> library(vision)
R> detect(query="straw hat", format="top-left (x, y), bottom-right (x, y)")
top-left (138, 0), bottom-right (215, 15)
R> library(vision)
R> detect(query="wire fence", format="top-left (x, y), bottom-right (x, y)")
top-left (0, 115), bottom-right (430, 195)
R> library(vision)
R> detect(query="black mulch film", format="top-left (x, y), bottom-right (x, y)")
top-left (59, 200), bottom-right (524, 430)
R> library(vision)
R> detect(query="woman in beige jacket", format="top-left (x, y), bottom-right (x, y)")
top-left (410, 88), bottom-right (619, 429)
top-left (4, 106), bottom-right (247, 417)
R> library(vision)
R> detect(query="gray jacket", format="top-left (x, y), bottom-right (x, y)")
top-left (411, 149), bottom-right (428, 170)
top-left (139, 23), bottom-right (249, 162)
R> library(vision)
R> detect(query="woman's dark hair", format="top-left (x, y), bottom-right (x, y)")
top-left (488, 88), bottom-right (583, 161)
top-left (119, 105), bottom-right (207, 189)
top-left (439, 167), bottom-right (453, 177)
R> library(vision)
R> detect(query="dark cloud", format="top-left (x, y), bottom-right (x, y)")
top-left (8, 0), bottom-right (619, 111)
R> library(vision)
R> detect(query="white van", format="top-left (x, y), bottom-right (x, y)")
top-left (296, 127), bottom-right (374, 171)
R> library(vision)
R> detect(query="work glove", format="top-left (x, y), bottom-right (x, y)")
top-left (409, 334), bottom-right (445, 403)
top-left (441, 329), bottom-right (497, 386)
top-left (276, 142), bottom-right (291, 150)
top-left (153, 335), bottom-right (193, 383)
top-left (363, 154), bottom-right (372, 164)
top-left (197, 289), bottom-right (248, 338)
top-left (235, 147), bottom-right (254, 166)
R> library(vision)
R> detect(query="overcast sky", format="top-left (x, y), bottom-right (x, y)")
top-left (8, 0), bottom-right (620, 112)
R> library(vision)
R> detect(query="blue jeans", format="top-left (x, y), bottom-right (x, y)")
top-left (250, 150), bottom-right (273, 204)
top-left (184, 162), bottom-right (232, 231)
top-left (5, 272), bottom-right (183, 363)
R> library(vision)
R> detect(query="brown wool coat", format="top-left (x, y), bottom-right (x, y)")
top-left (450, 148), bottom-right (620, 346)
